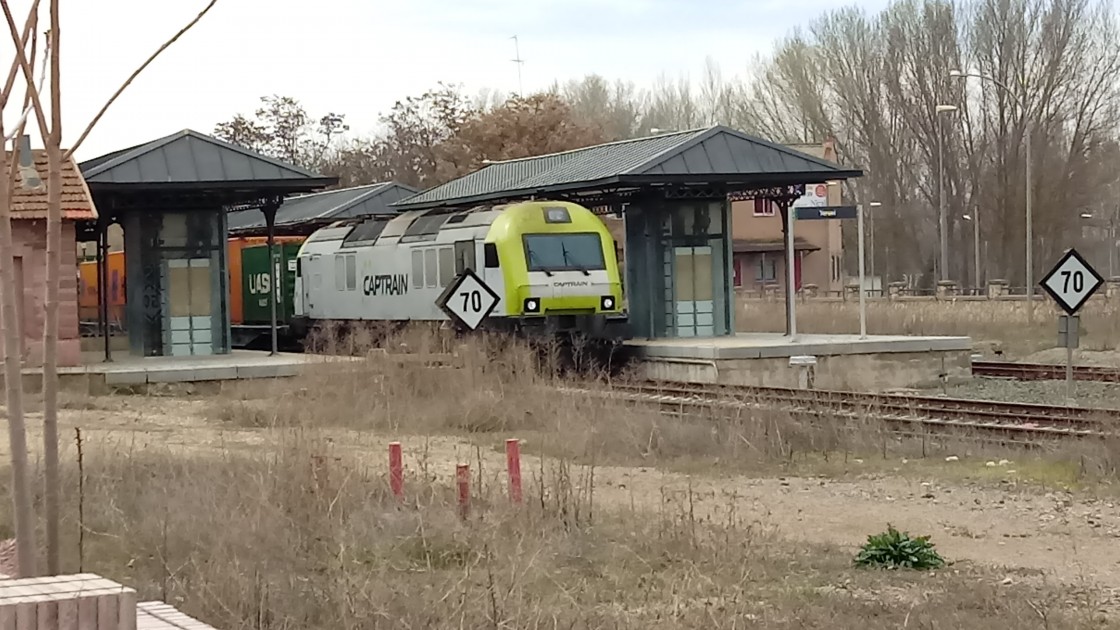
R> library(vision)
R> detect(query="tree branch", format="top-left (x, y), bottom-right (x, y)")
top-left (64, 0), bottom-right (218, 160)
top-left (0, 0), bottom-right (38, 109)
top-left (0, 0), bottom-right (50, 142)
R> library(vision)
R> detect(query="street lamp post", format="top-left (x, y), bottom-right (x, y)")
top-left (935, 104), bottom-right (958, 285)
top-left (869, 201), bottom-right (882, 290)
top-left (963, 210), bottom-right (980, 293)
top-left (950, 69), bottom-right (1033, 322)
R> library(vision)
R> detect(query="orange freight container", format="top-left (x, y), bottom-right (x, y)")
top-left (77, 236), bottom-right (305, 327)
top-left (77, 251), bottom-right (125, 324)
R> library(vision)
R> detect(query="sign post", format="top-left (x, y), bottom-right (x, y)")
top-left (435, 268), bottom-right (502, 331)
top-left (795, 204), bottom-right (866, 337)
top-left (1057, 314), bottom-right (1079, 400)
top-left (1039, 248), bottom-right (1103, 402)
top-left (786, 201), bottom-right (797, 341)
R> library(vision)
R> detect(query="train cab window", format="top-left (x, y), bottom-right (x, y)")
top-left (455, 240), bottom-right (476, 273)
top-left (484, 243), bottom-right (499, 268)
top-left (523, 233), bottom-right (606, 272)
top-left (411, 250), bottom-right (424, 289)
top-left (438, 247), bottom-right (454, 287)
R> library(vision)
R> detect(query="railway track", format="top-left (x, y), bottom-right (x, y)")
top-left (972, 360), bottom-right (1120, 383)
top-left (562, 380), bottom-right (1120, 441)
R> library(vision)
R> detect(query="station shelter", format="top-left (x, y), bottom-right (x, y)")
top-left (391, 125), bottom-right (863, 339)
top-left (76, 130), bottom-right (335, 359)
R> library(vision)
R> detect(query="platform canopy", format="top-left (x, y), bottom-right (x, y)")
top-left (77, 129), bottom-right (337, 361)
top-left (226, 181), bottom-right (418, 237)
top-left (79, 129), bottom-right (336, 214)
top-left (392, 125), bottom-right (864, 211)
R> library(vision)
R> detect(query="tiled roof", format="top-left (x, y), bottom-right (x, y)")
top-left (393, 125), bottom-right (862, 210)
top-left (9, 149), bottom-right (97, 220)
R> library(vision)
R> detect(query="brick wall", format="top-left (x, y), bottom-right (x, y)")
top-left (0, 218), bottom-right (82, 367)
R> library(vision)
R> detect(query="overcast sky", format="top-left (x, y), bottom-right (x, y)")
top-left (2, 0), bottom-right (890, 162)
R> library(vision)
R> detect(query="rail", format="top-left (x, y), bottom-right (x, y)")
top-left (559, 380), bottom-right (1120, 441)
top-left (971, 361), bottom-right (1120, 383)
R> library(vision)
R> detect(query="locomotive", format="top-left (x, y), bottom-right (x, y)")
top-left (291, 199), bottom-right (629, 343)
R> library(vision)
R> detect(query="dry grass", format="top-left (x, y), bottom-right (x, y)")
top-left (0, 326), bottom-right (1117, 628)
top-left (0, 433), bottom-right (1105, 629)
top-left (207, 326), bottom-right (1120, 489)
top-left (736, 296), bottom-right (1120, 354)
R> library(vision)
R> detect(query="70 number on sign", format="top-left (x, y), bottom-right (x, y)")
top-left (1061, 270), bottom-right (1085, 293)
top-left (460, 290), bottom-right (483, 313)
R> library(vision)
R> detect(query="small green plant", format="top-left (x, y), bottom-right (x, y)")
top-left (854, 524), bottom-right (945, 570)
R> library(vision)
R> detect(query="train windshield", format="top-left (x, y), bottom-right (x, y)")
top-left (523, 233), bottom-right (606, 273)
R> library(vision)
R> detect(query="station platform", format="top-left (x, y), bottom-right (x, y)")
top-left (13, 350), bottom-right (355, 393)
top-left (624, 333), bottom-right (973, 391)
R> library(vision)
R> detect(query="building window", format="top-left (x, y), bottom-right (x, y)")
top-left (753, 199), bottom-right (775, 217)
top-left (830, 254), bottom-right (842, 283)
top-left (756, 254), bottom-right (777, 282)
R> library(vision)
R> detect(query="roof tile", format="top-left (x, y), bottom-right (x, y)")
top-left (8, 149), bottom-right (97, 220)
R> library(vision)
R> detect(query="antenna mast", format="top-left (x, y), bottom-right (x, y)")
top-left (510, 35), bottom-right (524, 97)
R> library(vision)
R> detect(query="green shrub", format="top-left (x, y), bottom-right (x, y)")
top-left (854, 524), bottom-right (945, 570)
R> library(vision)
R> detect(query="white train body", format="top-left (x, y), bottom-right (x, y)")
top-left (291, 200), bottom-right (628, 339)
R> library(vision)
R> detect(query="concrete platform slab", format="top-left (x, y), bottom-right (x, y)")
top-left (14, 350), bottom-right (357, 393)
top-left (626, 333), bottom-right (972, 360)
top-left (625, 333), bottom-right (974, 391)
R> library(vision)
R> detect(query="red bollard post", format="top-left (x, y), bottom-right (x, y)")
top-left (505, 438), bottom-right (522, 504)
top-left (389, 442), bottom-right (404, 501)
top-left (456, 463), bottom-right (471, 520)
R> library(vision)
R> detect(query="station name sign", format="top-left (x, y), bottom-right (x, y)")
top-left (794, 205), bottom-right (859, 221)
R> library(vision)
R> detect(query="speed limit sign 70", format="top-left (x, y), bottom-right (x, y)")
top-left (436, 268), bottom-right (501, 330)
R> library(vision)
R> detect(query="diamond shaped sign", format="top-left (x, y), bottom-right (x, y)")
top-left (1039, 248), bottom-right (1103, 315)
top-left (435, 268), bottom-right (501, 330)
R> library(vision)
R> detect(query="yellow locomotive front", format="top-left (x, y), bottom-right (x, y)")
top-left (484, 200), bottom-right (627, 340)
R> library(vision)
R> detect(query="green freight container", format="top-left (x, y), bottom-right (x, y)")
top-left (241, 243), bottom-right (301, 326)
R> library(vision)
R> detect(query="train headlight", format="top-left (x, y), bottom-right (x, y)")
top-left (524, 297), bottom-right (540, 313)
top-left (600, 295), bottom-right (615, 311)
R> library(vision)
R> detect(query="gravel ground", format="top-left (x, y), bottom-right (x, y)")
top-left (1022, 348), bottom-right (1120, 367)
top-left (916, 377), bottom-right (1120, 408)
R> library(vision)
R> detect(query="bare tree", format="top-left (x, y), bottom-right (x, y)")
top-left (0, 0), bottom-right (219, 577)
top-left (0, 0), bottom-right (42, 578)
top-left (733, 0), bottom-right (1120, 287)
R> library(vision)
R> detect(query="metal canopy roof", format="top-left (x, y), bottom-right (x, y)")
top-left (392, 125), bottom-right (863, 210)
top-left (79, 129), bottom-right (337, 194)
top-left (226, 181), bottom-right (418, 235)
